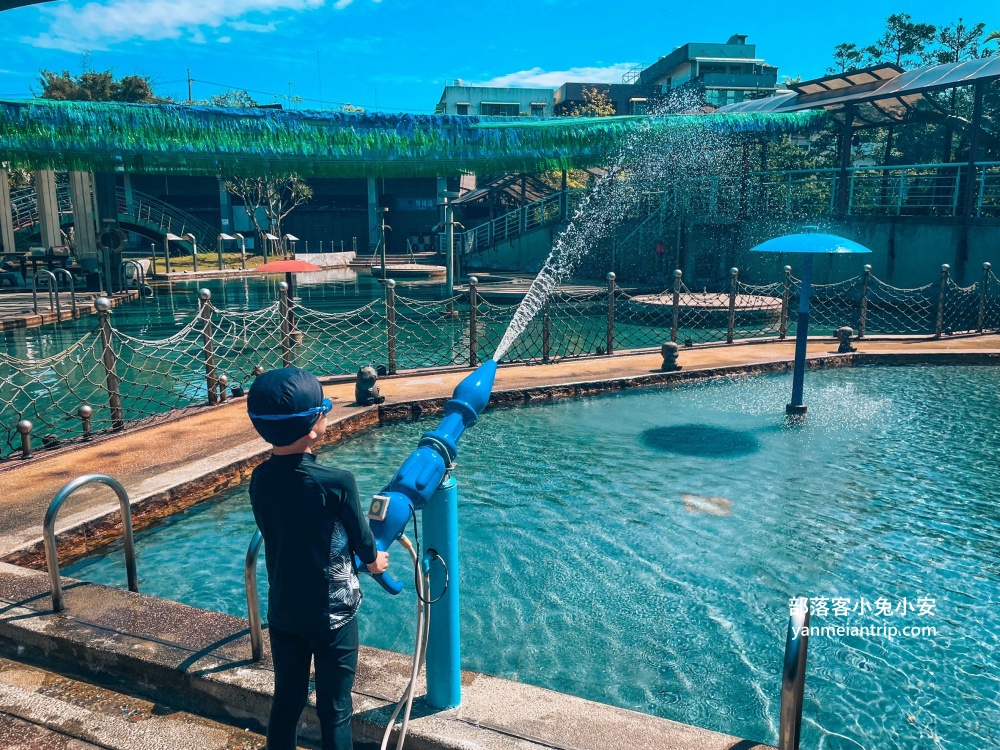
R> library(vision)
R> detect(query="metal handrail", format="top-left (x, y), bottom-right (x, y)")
top-left (52, 267), bottom-right (77, 318)
top-left (31, 269), bottom-right (58, 315)
top-left (43, 474), bottom-right (138, 612)
top-left (778, 605), bottom-right (810, 750)
top-left (115, 187), bottom-right (219, 251)
top-left (245, 529), bottom-right (264, 661)
top-left (121, 259), bottom-right (147, 300)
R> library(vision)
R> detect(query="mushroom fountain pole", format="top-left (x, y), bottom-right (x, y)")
top-left (749, 228), bottom-right (871, 416)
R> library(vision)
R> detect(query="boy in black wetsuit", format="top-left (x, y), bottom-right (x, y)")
top-left (247, 367), bottom-right (389, 750)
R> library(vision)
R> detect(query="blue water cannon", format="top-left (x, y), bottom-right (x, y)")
top-left (355, 359), bottom-right (497, 595)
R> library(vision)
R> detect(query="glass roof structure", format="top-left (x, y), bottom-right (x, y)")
top-left (719, 58), bottom-right (1000, 127)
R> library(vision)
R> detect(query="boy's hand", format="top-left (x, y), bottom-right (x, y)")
top-left (366, 551), bottom-right (389, 574)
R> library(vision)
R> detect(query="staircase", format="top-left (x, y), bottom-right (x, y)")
top-left (115, 187), bottom-right (219, 251)
top-left (11, 184), bottom-right (219, 252)
top-left (457, 191), bottom-right (581, 258)
top-left (0, 657), bottom-right (270, 750)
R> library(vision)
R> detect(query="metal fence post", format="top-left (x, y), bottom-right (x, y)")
top-left (727, 267), bottom-right (738, 344)
top-left (199, 289), bottom-right (219, 404)
top-left (150, 242), bottom-right (157, 276)
top-left (779, 265), bottom-right (791, 340)
top-left (671, 269), bottom-right (682, 343)
top-left (606, 272), bottom-right (616, 356)
top-left (858, 264), bottom-right (871, 339)
top-left (386, 279), bottom-right (397, 375)
top-left (189, 235), bottom-right (199, 274)
top-left (278, 281), bottom-right (292, 368)
top-left (95, 297), bottom-right (124, 430)
top-left (978, 262), bottom-right (990, 333)
top-left (935, 264), bottom-right (949, 338)
top-left (469, 276), bottom-right (478, 367)
top-left (542, 298), bottom-right (551, 363)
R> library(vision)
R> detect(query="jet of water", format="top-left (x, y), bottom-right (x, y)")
top-left (494, 104), bottom-right (745, 361)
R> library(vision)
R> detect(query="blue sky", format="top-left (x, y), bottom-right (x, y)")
top-left (0, 0), bottom-right (997, 112)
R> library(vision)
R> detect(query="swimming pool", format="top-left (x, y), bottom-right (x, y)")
top-left (65, 365), bottom-right (1000, 748)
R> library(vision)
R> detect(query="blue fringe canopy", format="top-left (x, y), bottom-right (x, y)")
top-left (0, 99), bottom-right (829, 177)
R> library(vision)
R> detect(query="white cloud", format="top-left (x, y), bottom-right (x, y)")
top-left (26, 0), bottom-right (337, 52)
top-left (229, 20), bottom-right (277, 32)
top-left (217, 36), bottom-right (232, 44)
top-left (334, 0), bottom-right (353, 8)
top-left (474, 63), bottom-right (641, 88)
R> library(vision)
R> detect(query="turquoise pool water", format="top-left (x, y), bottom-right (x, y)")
top-left (66, 365), bottom-right (1000, 749)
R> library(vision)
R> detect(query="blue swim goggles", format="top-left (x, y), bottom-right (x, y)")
top-left (248, 397), bottom-right (333, 421)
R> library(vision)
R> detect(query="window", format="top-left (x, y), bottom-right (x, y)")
top-left (530, 103), bottom-right (546, 117)
top-left (455, 103), bottom-right (470, 115)
top-left (629, 98), bottom-right (648, 115)
top-left (480, 102), bottom-right (520, 116)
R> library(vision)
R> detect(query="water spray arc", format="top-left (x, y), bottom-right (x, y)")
top-left (359, 359), bottom-right (498, 748)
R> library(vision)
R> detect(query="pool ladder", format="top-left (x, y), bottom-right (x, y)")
top-left (779, 606), bottom-right (810, 750)
top-left (245, 530), bottom-right (264, 661)
top-left (43, 474), bottom-right (138, 612)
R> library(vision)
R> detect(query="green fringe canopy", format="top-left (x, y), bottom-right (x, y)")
top-left (0, 99), bottom-right (829, 178)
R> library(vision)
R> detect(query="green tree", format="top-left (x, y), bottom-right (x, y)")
top-left (225, 175), bottom-right (313, 254)
top-left (566, 86), bottom-right (617, 117)
top-left (986, 29), bottom-right (1000, 47)
top-left (829, 42), bottom-right (864, 74)
top-left (932, 18), bottom-right (987, 63)
top-left (37, 58), bottom-right (165, 103)
top-left (206, 89), bottom-right (257, 107)
top-left (864, 13), bottom-right (937, 67)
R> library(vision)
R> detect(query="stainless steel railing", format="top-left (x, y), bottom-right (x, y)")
top-left (31, 269), bottom-right (58, 315)
top-left (43, 474), bottom-right (138, 612)
top-left (245, 529), bottom-right (264, 661)
top-left (52, 267), bottom-right (77, 318)
top-left (778, 604), bottom-right (810, 750)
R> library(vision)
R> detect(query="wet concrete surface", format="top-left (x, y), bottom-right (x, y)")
top-left (0, 657), bottom-right (272, 749)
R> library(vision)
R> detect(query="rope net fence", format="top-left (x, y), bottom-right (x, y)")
top-left (3, 263), bottom-right (998, 458)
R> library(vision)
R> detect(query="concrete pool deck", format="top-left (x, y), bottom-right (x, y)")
top-left (0, 334), bottom-right (999, 749)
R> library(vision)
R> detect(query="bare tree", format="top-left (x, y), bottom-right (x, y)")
top-left (225, 176), bottom-right (313, 256)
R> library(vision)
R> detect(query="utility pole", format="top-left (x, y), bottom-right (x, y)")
top-left (186, 69), bottom-right (193, 103)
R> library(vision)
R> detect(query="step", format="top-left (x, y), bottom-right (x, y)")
top-left (0, 657), bottom-right (270, 750)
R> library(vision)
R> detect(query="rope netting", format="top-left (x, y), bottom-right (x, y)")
top-left (291, 301), bottom-right (387, 373)
top-left (547, 291), bottom-right (608, 359)
top-left (0, 329), bottom-right (108, 454)
top-left (4, 265), bottom-right (998, 458)
top-left (393, 294), bottom-right (470, 370)
top-left (475, 299), bottom-right (537, 363)
top-left (982, 270), bottom-right (1000, 332)
top-left (732, 280), bottom-right (785, 340)
top-left (864, 279), bottom-right (938, 335)
top-left (941, 278), bottom-right (980, 335)
top-left (787, 276), bottom-right (862, 336)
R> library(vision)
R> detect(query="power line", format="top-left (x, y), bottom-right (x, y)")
top-left (189, 76), bottom-right (437, 113)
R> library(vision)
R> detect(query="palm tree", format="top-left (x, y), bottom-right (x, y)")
top-left (986, 29), bottom-right (1000, 45)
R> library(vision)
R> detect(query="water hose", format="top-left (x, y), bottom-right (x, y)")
top-left (379, 535), bottom-right (432, 750)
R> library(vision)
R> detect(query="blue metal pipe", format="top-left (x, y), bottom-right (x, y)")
top-left (355, 359), bottom-right (497, 595)
top-left (422, 475), bottom-right (461, 708)
top-left (787, 254), bottom-right (813, 415)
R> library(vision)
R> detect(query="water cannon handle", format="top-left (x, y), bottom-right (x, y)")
top-left (354, 554), bottom-right (405, 595)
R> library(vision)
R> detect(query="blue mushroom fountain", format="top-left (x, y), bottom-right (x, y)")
top-left (750, 229), bottom-right (871, 415)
